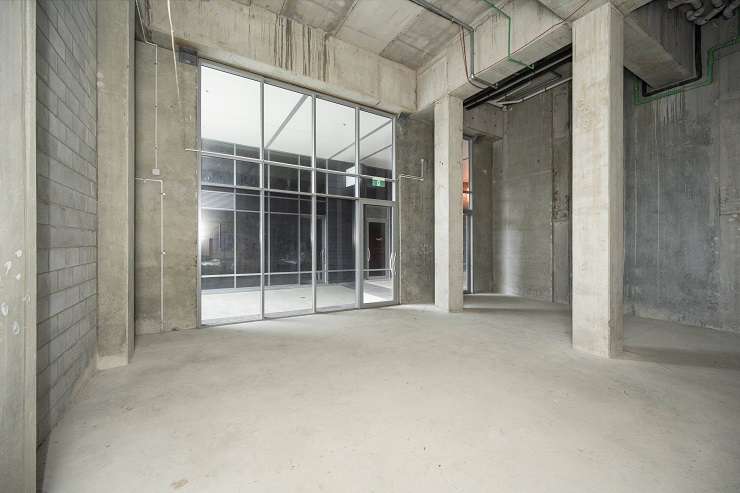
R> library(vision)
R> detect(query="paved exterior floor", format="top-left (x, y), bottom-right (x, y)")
top-left (40, 295), bottom-right (740, 492)
top-left (202, 280), bottom-right (393, 324)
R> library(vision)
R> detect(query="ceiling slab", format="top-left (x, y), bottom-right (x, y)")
top-left (243, 0), bottom-right (506, 69)
top-left (537, 0), bottom-right (654, 20)
top-left (280, 0), bottom-right (357, 33)
top-left (382, 9), bottom-right (459, 69)
top-left (334, 0), bottom-right (423, 54)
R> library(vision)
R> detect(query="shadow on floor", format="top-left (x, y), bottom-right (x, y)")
top-left (621, 346), bottom-right (740, 370)
top-left (463, 294), bottom-right (570, 317)
top-left (462, 307), bottom-right (570, 317)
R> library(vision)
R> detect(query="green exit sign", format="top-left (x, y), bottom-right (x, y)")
top-left (371, 178), bottom-right (385, 187)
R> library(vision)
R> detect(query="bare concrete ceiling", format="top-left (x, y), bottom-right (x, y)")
top-left (245, 0), bottom-right (497, 69)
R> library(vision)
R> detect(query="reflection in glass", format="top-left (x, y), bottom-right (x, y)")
top-left (317, 98), bottom-right (355, 172)
top-left (202, 156), bottom-right (234, 186)
top-left (316, 172), bottom-right (356, 197)
top-left (236, 211), bottom-right (260, 275)
top-left (200, 209), bottom-right (234, 276)
top-left (462, 138), bottom-right (471, 210)
top-left (264, 84), bottom-right (312, 165)
top-left (267, 165), bottom-right (311, 193)
top-left (199, 65), bottom-right (397, 324)
top-left (359, 111), bottom-right (392, 179)
top-left (264, 193), bottom-right (313, 316)
top-left (363, 205), bottom-right (394, 304)
top-left (462, 137), bottom-right (473, 293)
top-left (201, 67), bottom-right (260, 158)
top-left (360, 177), bottom-right (392, 200)
top-left (317, 198), bottom-right (356, 310)
top-left (236, 161), bottom-right (260, 188)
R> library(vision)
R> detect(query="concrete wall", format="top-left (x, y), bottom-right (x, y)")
top-left (472, 137), bottom-right (494, 293)
top-left (35, 0), bottom-right (98, 443)
top-left (145, 0), bottom-right (416, 114)
top-left (624, 22), bottom-right (740, 334)
top-left (397, 116), bottom-right (435, 304)
top-left (492, 84), bottom-right (572, 303)
top-left (1, 1), bottom-right (37, 489)
top-left (96, 0), bottom-right (135, 368)
top-left (134, 41), bottom-right (199, 334)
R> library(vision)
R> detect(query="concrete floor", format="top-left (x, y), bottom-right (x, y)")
top-left (41, 295), bottom-right (740, 492)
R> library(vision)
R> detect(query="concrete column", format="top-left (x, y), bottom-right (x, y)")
top-left (434, 95), bottom-right (464, 312)
top-left (571, 3), bottom-right (624, 357)
top-left (97, 0), bottom-right (135, 368)
top-left (0, 1), bottom-right (36, 490)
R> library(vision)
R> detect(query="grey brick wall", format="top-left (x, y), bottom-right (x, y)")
top-left (35, 0), bottom-right (97, 443)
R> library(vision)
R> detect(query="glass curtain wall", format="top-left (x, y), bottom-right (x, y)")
top-left (199, 64), bottom-right (396, 325)
top-left (462, 137), bottom-right (473, 294)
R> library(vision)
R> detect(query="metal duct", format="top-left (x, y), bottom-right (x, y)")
top-left (668, 0), bottom-right (703, 8)
top-left (669, 0), bottom-right (737, 23)
top-left (696, 0), bottom-right (728, 24)
top-left (723, 0), bottom-right (740, 18)
top-left (687, 5), bottom-right (707, 20)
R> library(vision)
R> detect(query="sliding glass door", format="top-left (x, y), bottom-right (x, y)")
top-left (198, 64), bottom-right (397, 325)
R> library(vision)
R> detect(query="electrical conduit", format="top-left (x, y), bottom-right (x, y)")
top-left (633, 16), bottom-right (740, 104)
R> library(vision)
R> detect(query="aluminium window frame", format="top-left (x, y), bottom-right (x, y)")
top-left (196, 59), bottom-right (398, 327)
top-left (463, 135), bottom-right (474, 294)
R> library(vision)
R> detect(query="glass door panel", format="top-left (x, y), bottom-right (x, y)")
top-left (316, 197), bottom-right (357, 310)
top-left (264, 192), bottom-right (313, 317)
top-left (463, 213), bottom-right (472, 293)
top-left (362, 204), bottom-right (394, 305)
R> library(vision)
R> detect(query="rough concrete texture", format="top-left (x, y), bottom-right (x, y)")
top-left (1, 1), bottom-right (36, 490)
top-left (434, 95), bottom-right (464, 312)
top-left (472, 137), bottom-right (494, 293)
top-left (417, 0), bottom-right (571, 110)
top-left (135, 41), bottom-right (198, 334)
top-left (623, 0), bottom-right (696, 89)
top-left (247, 0), bottom-right (493, 70)
top-left (416, 0), bottom-right (693, 112)
top-left (41, 297), bottom-right (740, 492)
top-left (538, 0), bottom-right (652, 19)
top-left (571, 3), bottom-right (624, 357)
top-left (492, 90), bottom-right (562, 301)
top-left (96, 0), bottom-right (135, 368)
top-left (624, 21), bottom-right (740, 334)
top-left (551, 84), bottom-right (572, 305)
top-left (145, 0), bottom-right (416, 113)
top-left (35, 0), bottom-right (98, 443)
top-left (397, 116), bottom-right (435, 304)
top-left (463, 103), bottom-right (504, 139)
top-left (489, 83), bottom-right (571, 304)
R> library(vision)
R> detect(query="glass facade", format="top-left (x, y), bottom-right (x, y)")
top-left (199, 64), bottom-right (397, 325)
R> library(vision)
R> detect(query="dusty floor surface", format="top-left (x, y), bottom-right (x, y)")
top-left (41, 295), bottom-right (740, 492)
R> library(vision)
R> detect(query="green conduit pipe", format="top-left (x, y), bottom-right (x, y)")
top-left (478, 0), bottom-right (534, 69)
top-left (633, 18), bottom-right (740, 105)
